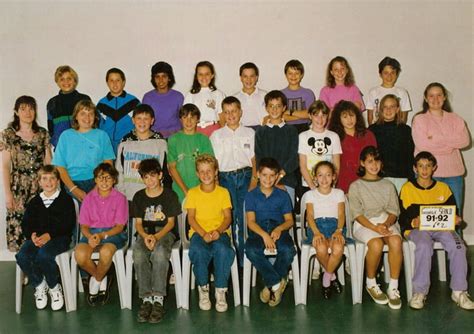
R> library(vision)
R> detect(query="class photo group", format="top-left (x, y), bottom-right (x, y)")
top-left (1, 55), bottom-right (472, 325)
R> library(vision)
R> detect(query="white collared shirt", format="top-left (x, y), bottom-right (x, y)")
top-left (210, 124), bottom-right (255, 172)
top-left (265, 120), bottom-right (286, 128)
top-left (234, 87), bottom-right (267, 127)
top-left (40, 189), bottom-right (60, 208)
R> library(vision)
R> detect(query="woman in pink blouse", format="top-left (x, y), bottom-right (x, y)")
top-left (412, 82), bottom-right (469, 215)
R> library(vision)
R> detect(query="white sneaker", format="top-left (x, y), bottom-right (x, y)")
top-left (49, 284), bottom-right (64, 311)
top-left (215, 288), bottom-right (228, 312)
top-left (312, 262), bottom-right (321, 280)
top-left (452, 291), bottom-right (474, 310)
top-left (198, 285), bottom-right (211, 311)
top-left (34, 281), bottom-right (48, 310)
top-left (387, 288), bottom-right (402, 309)
top-left (409, 293), bottom-right (426, 310)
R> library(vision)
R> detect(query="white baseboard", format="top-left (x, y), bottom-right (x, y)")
top-left (464, 234), bottom-right (474, 246)
top-left (0, 250), bottom-right (15, 261)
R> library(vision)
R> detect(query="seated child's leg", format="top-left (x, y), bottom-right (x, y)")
top-left (327, 238), bottom-right (344, 274)
top-left (245, 235), bottom-right (281, 287)
top-left (35, 236), bottom-right (70, 287)
top-left (365, 238), bottom-right (384, 279)
top-left (15, 240), bottom-right (43, 287)
top-left (74, 243), bottom-right (96, 276)
top-left (384, 235), bottom-right (402, 279)
top-left (408, 230), bottom-right (434, 295)
top-left (96, 243), bottom-right (117, 281)
top-left (133, 238), bottom-right (153, 298)
top-left (273, 232), bottom-right (296, 279)
top-left (210, 234), bottom-right (235, 288)
top-left (189, 234), bottom-right (213, 286)
top-left (150, 233), bottom-right (176, 296)
top-left (433, 231), bottom-right (468, 292)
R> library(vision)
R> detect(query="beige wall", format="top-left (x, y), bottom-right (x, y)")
top-left (0, 1), bottom-right (472, 259)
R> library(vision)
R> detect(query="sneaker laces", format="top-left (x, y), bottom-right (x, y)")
top-left (50, 285), bottom-right (63, 302)
top-left (34, 284), bottom-right (48, 299)
top-left (370, 284), bottom-right (383, 295)
top-left (388, 288), bottom-right (400, 299)
top-left (216, 289), bottom-right (226, 304)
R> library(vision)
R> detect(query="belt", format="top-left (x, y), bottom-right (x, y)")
top-left (197, 121), bottom-right (217, 128)
top-left (220, 167), bottom-right (252, 175)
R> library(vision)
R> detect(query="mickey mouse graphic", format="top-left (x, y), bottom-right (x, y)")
top-left (308, 137), bottom-right (331, 156)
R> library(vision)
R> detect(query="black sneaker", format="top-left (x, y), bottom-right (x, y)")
top-left (148, 302), bottom-right (165, 324)
top-left (87, 292), bottom-right (100, 306)
top-left (98, 275), bottom-right (114, 305)
top-left (137, 301), bottom-right (153, 323)
top-left (331, 278), bottom-right (343, 294)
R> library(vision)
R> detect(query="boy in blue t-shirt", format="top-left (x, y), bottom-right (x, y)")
top-left (244, 157), bottom-right (296, 307)
top-left (97, 68), bottom-right (140, 152)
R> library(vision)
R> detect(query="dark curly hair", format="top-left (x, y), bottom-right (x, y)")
top-left (328, 100), bottom-right (367, 141)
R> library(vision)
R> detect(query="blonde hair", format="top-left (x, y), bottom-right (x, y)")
top-left (195, 153), bottom-right (218, 171)
top-left (54, 65), bottom-right (79, 85)
top-left (71, 100), bottom-right (99, 130)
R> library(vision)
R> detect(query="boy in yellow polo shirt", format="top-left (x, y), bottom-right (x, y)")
top-left (185, 154), bottom-right (234, 312)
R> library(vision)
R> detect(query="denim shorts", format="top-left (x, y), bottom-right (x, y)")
top-left (305, 217), bottom-right (346, 243)
top-left (78, 227), bottom-right (127, 249)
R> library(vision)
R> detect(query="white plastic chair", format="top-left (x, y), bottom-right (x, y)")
top-left (404, 239), bottom-right (447, 301)
top-left (299, 193), bottom-right (358, 305)
top-left (242, 205), bottom-right (301, 306)
top-left (180, 200), bottom-right (240, 310)
top-left (16, 250), bottom-right (74, 313)
top-left (70, 199), bottom-right (128, 309)
top-left (124, 218), bottom-right (182, 309)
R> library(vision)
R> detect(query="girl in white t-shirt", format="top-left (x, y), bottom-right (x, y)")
top-left (184, 61), bottom-right (226, 136)
top-left (303, 161), bottom-right (345, 299)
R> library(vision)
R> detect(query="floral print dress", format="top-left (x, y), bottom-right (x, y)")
top-left (0, 127), bottom-right (49, 251)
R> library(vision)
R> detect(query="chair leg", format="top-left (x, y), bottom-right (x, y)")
top-left (338, 254), bottom-right (346, 286)
top-left (383, 253), bottom-right (391, 283)
top-left (181, 250), bottom-right (191, 310)
top-left (299, 246), bottom-right (311, 305)
top-left (403, 241), bottom-right (413, 302)
top-left (70, 254), bottom-right (78, 309)
top-left (231, 257), bottom-right (241, 306)
top-left (346, 244), bottom-right (359, 305)
top-left (291, 254), bottom-right (301, 305)
top-left (242, 255), bottom-right (252, 307)
top-left (56, 253), bottom-right (74, 312)
top-left (113, 251), bottom-right (127, 309)
top-left (171, 248), bottom-right (182, 309)
top-left (15, 265), bottom-right (23, 314)
top-left (125, 250), bottom-right (133, 310)
top-left (355, 242), bottom-right (366, 303)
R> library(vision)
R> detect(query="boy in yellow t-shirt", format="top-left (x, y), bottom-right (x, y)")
top-left (185, 154), bottom-right (234, 312)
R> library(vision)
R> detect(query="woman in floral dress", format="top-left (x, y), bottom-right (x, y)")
top-left (1, 96), bottom-right (52, 252)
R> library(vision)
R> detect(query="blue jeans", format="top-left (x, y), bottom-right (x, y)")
top-left (434, 176), bottom-right (464, 215)
top-left (245, 219), bottom-right (296, 287)
top-left (219, 167), bottom-right (251, 267)
top-left (189, 233), bottom-right (235, 288)
top-left (15, 236), bottom-right (71, 288)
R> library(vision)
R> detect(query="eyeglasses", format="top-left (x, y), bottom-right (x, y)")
top-left (97, 175), bottom-right (113, 182)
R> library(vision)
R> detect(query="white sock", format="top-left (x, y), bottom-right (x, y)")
top-left (452, 290), bottom-right (462, 298)
top-left (366, 277), bottom-right (377, 288)
top-left (388, 278), bottom-right (398, 291)
top-left (272, 282), bottom-right (281, 292)
top-left (99, 276), bottom-right (108, 292)
top-left (143, 296), bottom-right (153, 303)
top-left (89, 277), bottom-right (100, 295)
top-left (153, 295), bottom-right (164, 305)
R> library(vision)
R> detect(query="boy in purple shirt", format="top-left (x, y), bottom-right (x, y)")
top-left (281, 59), bottom-right (315, 134)
top-left (142, 62), bottom-right (184, 138)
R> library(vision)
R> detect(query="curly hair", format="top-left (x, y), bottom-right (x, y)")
top-left (328, 100), bottom-right (366, 141)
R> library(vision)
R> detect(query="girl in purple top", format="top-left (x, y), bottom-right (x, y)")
top-left (319, 56), bottom-right (365, 113)
top-left (74, 163), bottom-right (128, 306)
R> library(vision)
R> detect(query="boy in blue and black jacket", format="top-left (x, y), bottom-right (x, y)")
top-left (97, 68), bottom-right (140, 152)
